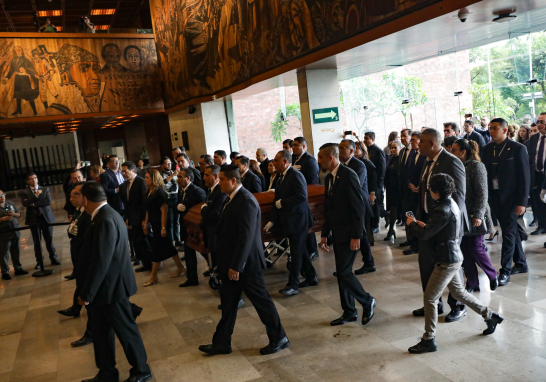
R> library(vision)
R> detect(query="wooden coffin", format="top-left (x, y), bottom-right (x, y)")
top-left (184, 185), bottom-right (326, 255)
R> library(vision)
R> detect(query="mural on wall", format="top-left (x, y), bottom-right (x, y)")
top-left (0, 38), bottom-right (163, 118)
top-left (150, 0), bottom-right (436, 109)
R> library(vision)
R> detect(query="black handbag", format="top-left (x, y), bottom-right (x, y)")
top-left (466, 215), bottom-right (487, 237)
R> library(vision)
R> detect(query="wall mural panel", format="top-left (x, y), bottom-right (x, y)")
top-left (0, 37), bottom-right (163, 118)
top-left (150, 0), bottom-right (438, 109)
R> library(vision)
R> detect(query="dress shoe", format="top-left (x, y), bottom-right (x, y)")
top-left (510, 266), bottom-right (529, 275)
top-left (132, 305), bottom-right (143, 320)
top-left (413, 303), bottom-right (444, 316)
top-left (490, 276), bottom-right (499, 291)
top-left (485, 230), bottom-right (499, 242)
top-left (399, 241), bottom-right (411, 247)
top-left (483, 312), bottom-right (504, 335)
top-left (408, 338), bottom-right (437, 354)
top-left (14, 269), bottom-right (28, 276)
top-left (143, 277), bottom-right (158, 287)
top-left (50, 258), bottom-right (61, 265)
top-left (531, 228), bottom-right (546, 235)
top-left (361, 298), bottom-right (376, 325)
top-left (82, 376), bottom-right (117, 382)
top-left (445, 308), bottom-right (467, 322)
top-left (198, 344), bottom-right (232, 355)
top-left (530, 219), bottom-right (538, 227)
top-left (179, 279), bottom-right (199, 287)
top-left (372, 228), bottom-right (380, 234)
top-left (218, 298), bottom-right (245, 310)
top-left (35, 264), bottom-right (41, 270)
top-left (203, 270), bottom-right (211, 277)
top-left (298, 277), bottom-right (318, 288)
top-left (498, 272), bottom-right (510, 286)
top-left (133, 259), bottom-right (142, 266)
top-left (466, 286), bottom-right (479, 293)
top-left (403, 246), bottom-right (418, 255)
top-left (260, 336), bottom-right (290, 355)
top-left (123, 374), bottom-right (152, 382)
top-left (2, 273), bottom-right (12, 280)
top-left (64, 273), bottom-right (76, 280)
top-left (58, 307), bottom-right (81, 317)
top-left (135, 266), bottom-right (151, 273)
top-left (279, 287), bottom-right (299, 296)
top-left (383, 230), bottom-right (396, 241)
top-left (175, 240), bottom-right (184, 247)
top-left (330, 313), bottom-right (358, 326)
top-left (310, 252), bottom-right (319, 260)
top-left (355, 265), bottom-right (376, 275)
top-left (71, 335), bottom-right (93, 347)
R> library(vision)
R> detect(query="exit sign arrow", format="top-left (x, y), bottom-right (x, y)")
top-left (312, 107), bottom-right (339, 124)
top-left (316, 110), bottom-right (337, 120)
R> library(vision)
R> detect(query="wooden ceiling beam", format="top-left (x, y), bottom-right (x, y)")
top-left (109, 0), bottom-right (122, 29)
top-left (0, 0), bottom-right (16, 32)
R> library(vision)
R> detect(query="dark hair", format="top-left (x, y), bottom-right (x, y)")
top-left (229, 152), bottom-right (239, 160)
top-left (283, 139), bottom-right (293, 148)
top-left (278, 150), bottom-right (292, 163)
top-left (249, 160), bottom-right (263, 176)
top-left (454, 139), bottom-right (481, 162)
top-left (387, 131), bottom-right (399, 142)
top-left (214, 150), bottom-right (227, 159)
top-left (236, 155), bottom-right (249, 166)
top-left (294, 137), bottom-right (307, 145)
top-left (517, 125), bottom-right (530, 143)
top-left (206, 164), bottom-right (221, 176)
top-left (26, 172), bottom-right (37, 180)
top-left (179, 168), bottom-right (194, 182)
top-left (176, 152), bottom-right (190, 161)
top-left (203, 154), bottom-right (213, 165)
top-left (340, 139), bottom-right (356, 151)
top-left (444, 136), bottom-right (458, 148)
top-left (160, 156), bottom-right (171, 165)
top-left (531, 123), bottom-right (537, 127)
top-left (81, 181), bottom-right (107, 202)
top-left (221, 165), bottom-right (242, 184)
top-left (74, 181), bottom-right (86, 187)
top-left (355, 141), bottom-right (368, 159)
top-left (401, 128), bottom-right (412, 135)
top-left (491, 118), bottom-right (508, 129)
top-left (70, 168), bottom-right (83, 176)
top-left (121, 161), bottom-right (136, 171)
top-left (443, 122), bottom-right (459, 134)
top-left (429, 173), bottom-right (456, 198)
top-left (319, 142), bottom-right (339, 159)
top-left (123, 45), bottom-right (142, 61)
top-left (364, 131), bottom-right (376, 140)
top-left (108, 155), bottom-right (118, 161)
top-left (411, 130), bottom-right (422, 138)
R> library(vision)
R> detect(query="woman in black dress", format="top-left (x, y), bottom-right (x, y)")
top-left (384, 140), bottom-right (402, 241)
top-left (142, 169), bottom-right (185, 286)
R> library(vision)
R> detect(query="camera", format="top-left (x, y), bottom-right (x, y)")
top-left (458, 8), bottom-right (470, 22)
top-left (344, 130), bottom-right (353, 136)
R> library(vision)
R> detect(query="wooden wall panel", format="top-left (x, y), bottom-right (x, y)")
top-left (124, 122), bottom-right (147, 163)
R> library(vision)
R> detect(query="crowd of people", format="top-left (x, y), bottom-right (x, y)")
top-left (2, 113), bottom-right (543, 380)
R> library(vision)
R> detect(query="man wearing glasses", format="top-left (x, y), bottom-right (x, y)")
top-left (528, 113), bottom-right (546, 236)
top-left (99, 154), bottom-right (125, 216)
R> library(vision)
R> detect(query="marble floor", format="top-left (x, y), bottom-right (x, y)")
top-left (1, 185), bottom-right (546, 382)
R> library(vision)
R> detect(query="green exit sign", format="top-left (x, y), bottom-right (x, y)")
top-left (312, 107), bottom-right (339, 124)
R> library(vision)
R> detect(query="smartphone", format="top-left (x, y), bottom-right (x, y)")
top-left (406, 211), bottom-right (414, 219)
top-left (344, 130), bottom-right (353, 135)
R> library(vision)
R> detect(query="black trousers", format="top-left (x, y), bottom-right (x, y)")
top-left (181, 224), bottom-right (200, 281)
top-left (360, 227), bottom-right (374, 266)
top-left (212, 273), bottom-right (286, 347)
top-left (87, 298), bottom-right (150, 380)
top-left (128, 224), bottom-right (152, 268)
top-left (531, 171), bottom-right (546, 230)
top-left (305, 232), bottom-right (317, 255)
top-left (71, 277), bottom-right (92, 337)
top-left (166, 200), bottom-right (180, 243)
top-left (371, 189), bottom-right (385, 228)
top-left (30, 217), bottom-right (56, 262)
top-left (490, 191), bottom-right (528, 274)
top-left (287, 231), bottom-right (316, 289)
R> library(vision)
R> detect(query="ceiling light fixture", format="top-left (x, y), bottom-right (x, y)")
top-left (492, 7), bottom-right (517, 23)
top-left (37, 10), bottom-right (62, 17)
top-left (91, 9), bottom-right (115, 15)
top-left (95, 25), bottom-right (110, 30)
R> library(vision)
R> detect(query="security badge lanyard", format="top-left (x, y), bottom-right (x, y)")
top-left (492, 141), bottom-right (508, 190)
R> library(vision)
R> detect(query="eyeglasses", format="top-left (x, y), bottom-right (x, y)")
top-left (0, 193), bottom-right (5, 197)
top-left (537, 120), bottom-right (545, 125)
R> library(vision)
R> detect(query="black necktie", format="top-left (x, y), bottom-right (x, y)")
top-left (222, 196), bottom-right (231, 213)
top-left (278, 174), bottom-right (284, 186)
top-left (538, 135), bottom-right (546, 172)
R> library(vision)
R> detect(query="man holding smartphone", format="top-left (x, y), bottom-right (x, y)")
top-left (0, 190), bottom-right (27, 280)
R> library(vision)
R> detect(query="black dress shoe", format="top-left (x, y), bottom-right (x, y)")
top-left (2, 273), bottom-right (12, 280)
top-left (123, 374), bottom-right (152, 382)
top-left (330, 313), bottom-right (358, 326)
top-left (399, 241), bottom-right (411, 247)
top-left (135, 266), bottom-right (152, 273)
top-left (466, 286), bottom-right (479, 293)
top-left (50, 258), bottom-right (61, 265)
top-left (531, 228), bottom-right (546, 235)
top-left (309, 252), bottom-right (319, 260)
top-left (132, 305), bottom-right (143, 320)
top-left (64, 273), bottom-right (76, 280)
top-left (298, 277), bottom-right (318, 288)
top-left (413, 303), bottom-right (443, 316)
top-left (445, 308), bottom-right (467, 322)
top-left (362, 298), bottom-right (376, 325)
top-left (260, 336), bottom-right (290, 355)
top-left (403, 246), bottom-right (419, 255)
top-left (510, 266), bottom-right (529, 275)
top-left (530, 219), bottom-right (538, 227)
top-left (408, 338), bottom-right (437, 354)
top-left (490, 276), bottom-right (499, 291)
top-left (218, 298), bottom-right (245, 310)
top-left (82, 374), bottom-right (118, 382)
top-left (58, 307), bottom-right (80, 317)
top-left (133, 259), bottom-right (142, 266)
top-left (198, 344), bottom-right (232, 355)
top-left (35, 264), bottom-right (41, 270)
top-left (372, 228), bottom-right (379, 234)
top-left (71, 335), bottom-right (93, 347)
top-left (498, 272), bottom-right (510, 286)
top-left (279, 287), bottom-right (299, 296)
top-left (203, 270), bottom-right (211, 277)
top-left (179, 279), bottom-right (199, 287)
top-left (14, 269), bottom-right (28, 276)
top-left (175, 240), bottom-right (184, 247)
top-left (483, 312), bottom-right (504, 335)
top-left (355, 265), bottom-right (376, 275)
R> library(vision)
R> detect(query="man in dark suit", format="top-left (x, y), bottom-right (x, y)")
top-left (339, 140), bottom-right (375, 274)
top-left (526, 112), bottom-right (546, 235)
top-left (177, 168), bottom-right (207, 287)
top-left (21, 172), bottom-right (60, 268)
top-left (176, 153), bottom-right (203, 189)
top-left (283, 139), bottom-right (293, 153)
top-left (483, 118), bottom-right (530, 287)
top-left (318, 143), bottom-right (376, 327)
top-left (79, 182), bottom-right (151, 382)
top-left (213, 150), bottom-right (228, 170)
top-left (120, 161), bottom-right (153, 272)
top-left (256, 148), bottom-right (271, 188)
top-left (463, 120), bottom-right (486, 150)
top-left (414, 128), bottom-right (468, 322)
top-left (99, 154), bottom-right (125, 216)
top-left (364, 132), bottom-right (386, 233)
top-left (199, 166), bottom-right (289, 356)
top-left (264, 150), bottom-right (318, 296)
top-left (398, 129), bottom-right (413, 228)
top-left (63, 169), bottom-right (84, 223)
top-left (234, 156), bottom-right (262, 193)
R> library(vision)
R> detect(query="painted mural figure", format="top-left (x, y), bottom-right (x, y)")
top-left (2, 46), bottom-right (39, 116)
top-left (101, 44), bottom-right (129, 74)
top-left (32, 49), bottom-right (59, 110)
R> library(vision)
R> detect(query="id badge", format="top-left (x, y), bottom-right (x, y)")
top-left (493, 179), bottom-right (499, 190)
top-left (294, 165), bottom-right (302, 171)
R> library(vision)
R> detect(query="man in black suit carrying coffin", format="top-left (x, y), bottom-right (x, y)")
top-left (234, 156), bottom-right (263, 193)
top-left (199, 166), bottom-right (289, 356)
top-left (318, 144), bottom-right (377, 327)
top-left (78, 182), bottom-right (151, 382)
top-left (264, 150), bottom-right (318, 296)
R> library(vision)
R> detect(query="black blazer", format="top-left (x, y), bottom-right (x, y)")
top-left (270, 167), bottom-right (313, 235)
top-left (526, 132), bottom-right (546, 188)
top-left (322, 164), bottom-right (365, 242)
top-left (482, 138), bottom-right (530, 207)
top-left (398, 146), bottom-right (413, 193)
top-left (201, 185), bottom-right (228, 252)
top-left (293, 151), bottom-right (319, 185)
top-left (21, 186), bottom-right (55, 225)
top-left (267, 173), bottom-right (280, 190)
top-left (346, 156), bottom-right (373, 219)
top-left (80, 204), bottom-right (137, 305)
top-left (408, 151), bottom-right (427, 187)
top-left (367, 144), bottom-right (386, 188)
top-left (361, 158), bottom-right (377, 192)
top-left (241, 170), bottom-right (263, 193)
top-left (178, 182), bottom-right (206, 220)
top-left (71, 210), bottom-right (92, 281)
top-left (99, 169), bottom-right (124, 214)
top-left (119, 176), bottom-right (147, 227)
top-left (187, 167), bottom-right (204, 190)
top-left (63, 182), bottom-right (76, 216)
top-left (463, 130), bottom-right (486, 150)
top-left (215, 187), bottom-right (266, 275)
top-left (259, 159), bottom-right (271, 188)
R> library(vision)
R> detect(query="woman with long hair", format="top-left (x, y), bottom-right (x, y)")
top-left (249, 159), bottom-right (266, 191)
top-left (517, 125), bottom-right (531, 144)
top-left (88, 165), bottom-right (104, 182)
top-left (355, 139), bottom-right (378, 241)
top-left (384, 140), bottom-right (402, 241)
top-left (267, 161), bottom-right (278, 190)
top-left (142, 169), bottom-right (185, 286)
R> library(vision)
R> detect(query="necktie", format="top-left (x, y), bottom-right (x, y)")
top-left (420, 161), bottom-right (434, 214)
top-left (206, 188), bottom-right (211, 201)
top-left (277, 174), bottom-right (284, 186)
top-left (222, 196), bottom-right (231, 213)
top-left (327, 174), bottom-right (334, 197)
top-left (402, 148), bottom-right (409, 165)
top-left (127, 179), bottom-right (133, 200)
top-left (538, 135), bottom-right (546, 172)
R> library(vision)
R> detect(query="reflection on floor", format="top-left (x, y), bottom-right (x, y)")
top-left (1, 185), bottom-right (546, 382)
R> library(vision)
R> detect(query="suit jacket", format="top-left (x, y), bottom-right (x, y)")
top-left (361, 158), bottom-right (377, 192)
top-left (187, 167), bottom-right (204, 190)
top-left (241, 170), bottom-right (262, 193)
top-left (463, 129), bottom-right (486, 150)
top-left (178, 182), bottom-right (206, 221)
top-left (482, 138), bottom-right (530, 207)
top-left (259, 159), bottom-right (271, 189)
top-left (293, 151), bottom-right (319, 185)
top-left (346, 156), bottom-right (373, 219)
top-left (0, 202), bottom-right (20, 239)
top-left (526, 132), bottom-right (546, 188)
top-left (267, 173), bottom-right (280, 190)
top-left (398, 146), bottom-right (413, 194)
top-left (322, 164), bottom-right (365, 242)
top-left (21, 186), bottom-right (55, 225)
top-left (99, 169), bottom-right (124, 214)
top-left (70, 210), bottom-right (92, 281)
top-left (215, 187), bottom-right (266, 275)
top-left (270, 167), bottom-right (313, 235)
top-left (63, 182), bottom-right (76, 216)
top-left (367, 143), bottom-right (386, 188)
top-left (79, 204), bottom-right (137, 305)
top-left (474, 126), bottom-right (491, 143)
top-left (119, 176), bottom-right (147, 227)
top-left (201, 184), bottom-right (228, 252)
top-left (408, 152), bottom-right (427, 187)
